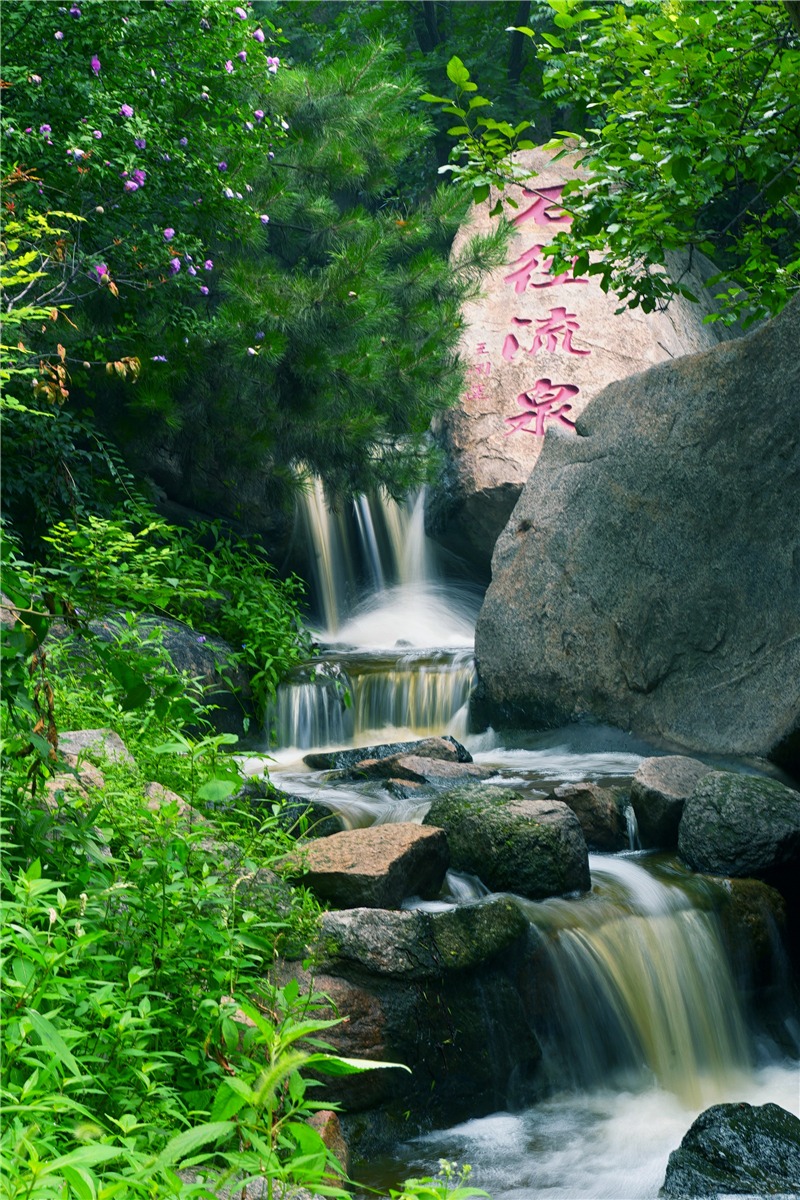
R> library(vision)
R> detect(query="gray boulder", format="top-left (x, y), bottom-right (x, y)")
top-left (304, 735), bottom-right (472, 772)
top-left (630, 755), bottom-right (713, 848)
top-left (661, 1102), bottom-right (800, 1197)
top-left (678, 770), bottom-right (800, 881)
top-left (553, 781), bottom-right (627, 851)
top-left (283, 823), bottom-right (449, 910)
top-left (59, 728), bottom-right (136, 768)
top-left (346, 754), bottom-right (493, 787)
top-left (474, 295), bottom-right (800, 765)
top-left (424, 785), bottom-right (590, 899)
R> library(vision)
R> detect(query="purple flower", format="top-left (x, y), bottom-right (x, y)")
top-left (234, 5), bottom-right (247, 18)
top-left (244, 121), bottom-right (253, 131)
top-left (93, 129), bottom-right (102, 138)
top-left (73, 148), bottom-right (85, 159)
top-left (30, 74), bottom-right (42, 84)
top-left (268, 150), bottom-right (274, 160)
top-left (93, 263), bottom-right (108, 279)
top-left (201, 92), bottom-right (209, 101)
top-left (252, 28), bottom-right (265, 42)
top-left (169, 257), bottom-right (181, 274)
top-left (224, 187), bottom-right (234, 198)
top-left (91, 54), bottom-right (101, 74)
top-left (199, 285), bottom-right (209, 295)
top-left (179, 136), bottom-right (188, 146)
top-left (163, 228), bottom-right (175, 242)
top-left (132, 168), bottom-right (146, 186)
top-left (187, 265), bottom-right (197, 275)
top-left (70, 5), bottom-right (81, 15)
top-left (267, 56), bottom-right (279, 73)
top-left (196, 635), bottom-right (207, 643)
top-left (217, 161), bottom-right (227, 171)
top-left (255, 331), bottom-right (265, 340)
top-left (259, 214), bottom-right (270, 225)
top-left (161, 152), bottom-right (171, 161)
top-left (203, 259), bottom-right (213, 270)
top-left (55, 31), bottom-right (64, 40)
top-left (200, 17), bottom-right (210, 29)
top-left (246, 347), bottom-right (256, 356)
top-left (134, 137), bottom-right (146, 149)
top-left (224, 60), bottom-right (234, 74)
top-left (237, 50), bottom-right (247, 62)
top-left (254, 109), bottom-right (264, 122)
top-left (124, 180), bottom-right (139, 192)
top-left (120, 104), bottom-right (134, 118)
top-left (39, 124), bottom-right (51, 134)
top-left (152, 355), bottom-right (168, 362)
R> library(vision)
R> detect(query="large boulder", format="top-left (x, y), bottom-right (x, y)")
top-left (630, 755), bottom-right (713, 849)
top-left (304, 735), bottom-right (472, 772)
top-left (661, 1102), bottom-right (800, 1197)
top-left (284, 823), bottom-right (450, 909)
top-left (425, 147), bottom-right (735, 578)
top-left (423, 786), bottom-right (590, 899)
top-left (678, 770), bottom-right (800, 882)
top-left (474, 295), bottom-right (800, 765)
top-left (341, 754), bottom-right (493, 787)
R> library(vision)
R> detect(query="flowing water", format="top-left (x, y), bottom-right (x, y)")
top-left (253, 484), bottom-right (799, 1198)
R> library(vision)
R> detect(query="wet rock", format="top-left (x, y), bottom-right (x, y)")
top-left (424, 786), bottom-right (590, 899)
top-left (474, 295), bottom-right (800, 764)
top-left (630, 755), bottom-right (713, 849)
top-left (661, 1101), bottom-right (800, 1197)
top-left (316, 894), bottom-right (528, 978)
top-left (59, 728), bottom-right (136, 769)
top-left (349, 754), bottom-right (493, 786)
top-left (553, 781), bottom-right (626, 851)
top-left (303, 735), bottom-right (472, 772)
top-left (284, 823), bottom-right (450, 910)
top-left (678, 771), bottom-right (800, 882)
top-left (716, 877), bottom-right (788, 999)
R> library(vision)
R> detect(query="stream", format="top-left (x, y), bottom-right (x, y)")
top-left (246, 488), bottom-right (799, 1198)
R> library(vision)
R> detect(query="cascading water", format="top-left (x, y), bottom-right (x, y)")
top-left (251, 481), bottom-right (799, 1198)
top-left (266, 485), bottom-right (479, 754)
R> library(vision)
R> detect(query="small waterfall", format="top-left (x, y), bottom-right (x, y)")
top-left (270, 483), bottom-right (482, 753)
top-left (524, 855), bottom-right (752, 1107)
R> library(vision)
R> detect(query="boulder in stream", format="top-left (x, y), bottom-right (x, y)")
top-left (282, 823), bottom-right (449, 909)
top-left (352, 754), bottom-right (493, 787)
top-left (424, 785), bottom-right (590, 899)
top-left (552, 781), bottom-right (627, 851)
top-left (661, 1101), bottom-right (800, 1197)
top-left (303, 735), bottom-right (472, 771)
top-left (678, 770), bottom-right (800, 882)
top-left (630, 755), bottom-right (714, 849)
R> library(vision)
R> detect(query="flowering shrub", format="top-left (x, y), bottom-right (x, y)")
top-left (1, 0), bottom-right (282, 352)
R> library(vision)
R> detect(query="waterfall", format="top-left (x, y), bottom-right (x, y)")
top-left (269, 483), bottom-right (481, 752)
top-left (522, 855), bottom-right (752, 1107)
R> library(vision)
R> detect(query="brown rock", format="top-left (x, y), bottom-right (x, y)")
top-left (631, 756), bottom-right (713, 848)
top-left (554, 782), bottom-right (626, 851)
top-left (307, 1110), bottom-right (349, 1182)
top-left (286, 823), bottom-right (450, 909)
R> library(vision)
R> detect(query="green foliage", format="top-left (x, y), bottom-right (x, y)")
top-left (0, 759), bottom-right (349, 1200)
top-left (389, 1160), bottom-right (489, 1200)
top-left (26, 506), bottom-right (311, 714)
top-left (425, 0), bottom-right (800, 325)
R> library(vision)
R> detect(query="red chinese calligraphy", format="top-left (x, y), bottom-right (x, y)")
top-left (511, 185), bottom-right (573, 228)
top-left (505, 378), bottom-right (579, 437)
top-left (503, 308), bottom-right (590, 360)
top-left (465, 358), bottom-right (492, 403)
top-left (504, 244), bottom-right (589, 294)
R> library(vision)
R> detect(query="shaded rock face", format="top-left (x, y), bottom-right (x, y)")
top-left (424, 785), bottom-right (590, 899)
top-left (661, 1101), bottom-right (800, 1197)
top-left (425, 147), bottom-right (735, 579)
top-left (678, 770), bottom-right (800, 883)
top-left (285, 823), bottom-right (449, 910)
top-left (475, 295), bottom-right (800, 764)
top-left (552, 781), bottom-right (626, 851)
top-left (286, 897), bottom-right (540, 1123)
top-left (630, 755), bottom-right (713, 849)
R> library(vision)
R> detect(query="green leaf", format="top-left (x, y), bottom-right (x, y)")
top-left (24, 1009), bottom-right (83, 1078)
top-left (446, 56), bottom-right (471, 86)
top-left (152, 1121), bottom-right (235, 1169)
top-left (304, 1052), bottom-right (411, 1076)
top-left (196, 779), bottom-right (236, 803)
